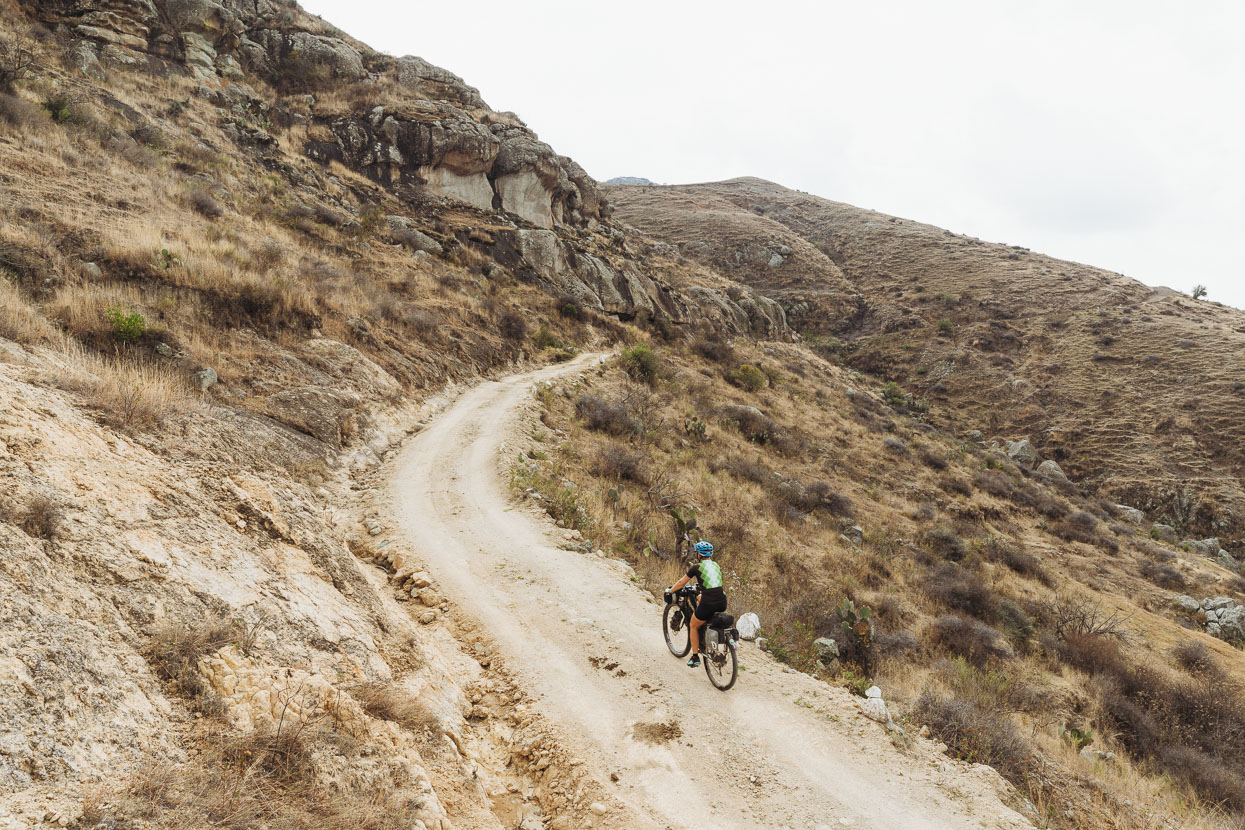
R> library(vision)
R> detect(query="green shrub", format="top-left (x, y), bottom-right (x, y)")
top-left (41, 93), bottom-right (75, 123)
top-left (620, 343), bottom-right (659, 384)
top-left (106, 307), bottom-right (147, 342)
top-left (731, 363), bottom-right (767, 392)
top-left (936, 318), bottom-right (956, 336)
top-left (532, 325), bottom-right (562, 350)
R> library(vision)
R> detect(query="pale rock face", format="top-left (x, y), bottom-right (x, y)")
top-left (496, 170), bottom-right (555, 228)
top-left (420, 165), bottom-right (495, 211)
top-left (264, 385), bottom-right (362, 446)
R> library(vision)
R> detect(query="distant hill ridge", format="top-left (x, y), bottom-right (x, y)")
top-left (608, 177), bottom-right (1245, 539)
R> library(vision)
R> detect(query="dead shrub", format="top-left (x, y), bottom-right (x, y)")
top-left (926, 615), bottom-right (1011, 667)
top-left (3, 494), bottom-right (63, 538)
top-left (1033, 491), bottom-right (1068, 518)
top-left (187, 188), bottom-right (222, 219)
top-left (876, 630), bottom-right (918, 655)
top-left (713, 456), bottom-right (770, 484)
top-left (352, 681), bottom-right (443, 740)
top-left (984, 539), bottom-right (1051, 585)
top-left (807, 481), bottom-right (853, 517)
top-left (1057, 632), bottom-right (1123, 674)
top-left (918, 445), bottom-right (948, 470)
top-left (913, 692), bottom-right (1035, 784)
top-left (593, 444), bottom-right (649, 484)
top-left (940, 474), bottom-right (972, 497)
top-left (252, 240), bottom-right (285, 271)
top-left (973, 469), bottom-right (1014, 498)
top-left (1093, 657), bottom-right (1245, 811)
top-left (403, 307), bottom-right (441, 334)
top-left (145, 616), bottom-right (234, 704)
top-left (1139, 558), bottom-right (1184, 589)
top-left (923, 525), bottom-right (967, 561)
top-left (926, 564), bottom-right (996, 620)
top-left (0, 91), bottom-right (44, 130)
top-left (1043, 595), bottom-right (1130, 639)
top-left (498, 309), bottom-right (527, 341)
top-left (1172, 640), bottom-right (1219, 678)
top-left (576, 395), bottom-right (639, 436)
top-left (693, 337), bottom-right (734, 363)
top-left (721, 404), bottom-right (777, 444)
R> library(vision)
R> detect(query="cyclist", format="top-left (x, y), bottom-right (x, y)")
top-left (668, 540), bottom-right (727, 668)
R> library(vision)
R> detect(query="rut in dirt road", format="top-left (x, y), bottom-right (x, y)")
top-left (385, 355), bottom-right (1031, 830)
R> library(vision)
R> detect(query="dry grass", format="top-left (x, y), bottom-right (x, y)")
top-left (351, 681), bottom-right (443, 740)
top-left (524, 340), bottom-right (1245, 828)
top-left (81, 727), bottom-right (425, 830)
top-left (144, 616), bottom-right (234, 708)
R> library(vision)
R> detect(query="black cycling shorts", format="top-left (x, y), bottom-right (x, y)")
top-left (693, 593), bottom-right (727, 622)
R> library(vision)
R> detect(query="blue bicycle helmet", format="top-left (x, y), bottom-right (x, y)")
top-left (694, 541), bottom-right (714, 557)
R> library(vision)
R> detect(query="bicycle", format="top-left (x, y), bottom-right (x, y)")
top-left (663, 583), bottom-right (740, 691)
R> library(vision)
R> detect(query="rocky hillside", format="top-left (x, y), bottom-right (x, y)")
top-left (609, 177), bottom-right (1245, 542)
top-left (0, 0), bottom-right (792, 826)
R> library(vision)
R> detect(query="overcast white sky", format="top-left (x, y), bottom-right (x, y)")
top-left (302, 0), bottom-right (1245, 308)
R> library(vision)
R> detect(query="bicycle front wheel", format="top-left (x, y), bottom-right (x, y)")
top-left (663, 603), bottom-right (691, 657)
top-left (704, 640), bottom-right (738, 691)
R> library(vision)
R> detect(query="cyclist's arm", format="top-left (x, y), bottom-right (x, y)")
top-left (671, 575), bottom-right (690, 591)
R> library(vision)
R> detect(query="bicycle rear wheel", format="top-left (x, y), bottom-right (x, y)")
top-left (663, 603), bottom-right (691, 657)
top-left (704, 640), bottom-right (737, 691)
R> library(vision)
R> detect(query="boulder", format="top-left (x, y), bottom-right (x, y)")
top-left (736, 612), bottom-right (761, 641)
top-left (300, 338), bottom-right (399, 397)
top-left (859, 685), bottom-right (890, 723)
top-left (1114, 504), bottom-right (1146, 524)
top-left (813, 637), bottom-right (839, 663)
top-left (193, 367), bottom-right (218, 391)
top-left (385, 217), bottom-right (444, 256)
top-left (1151, 524), bottom-right (1178, 542)
top-left (280, 31), bottom-right (365, 81)
top-left (1217, 550), bottom-right (1241, 571)
top-left (1036, 459), bottom-right (1068, 483)
top-left (65, 40), bottom-right (105, 81)
top-left (967, 429), bottom-right (985, 444)
top-left (264, 385), bottom-right (361, 446)
top-left (1184, 538), bottom-right (1222, 558)
top-left (840, 525), bottom-right (863, 546)
top-left (1005, 439), bottom-right (1038, 467)
top-left (1203, 598), bottom-right (1245, 642)
top-left (1172, 595), bottom-right (1201, 615)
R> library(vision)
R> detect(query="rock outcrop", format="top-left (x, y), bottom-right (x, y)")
top-left (1202, 598), bottom-right (1245, 642)
top-left (23, 0), bottom-right (792, 339)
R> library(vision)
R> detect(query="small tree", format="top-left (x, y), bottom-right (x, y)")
top-left (0, 38), bottom-right (36, 94)
top-left (1192, 284), bottom-right (1208, 300)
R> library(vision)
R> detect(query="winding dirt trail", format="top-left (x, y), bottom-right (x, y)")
top-left (386, 355), bottom-right (1030, 830)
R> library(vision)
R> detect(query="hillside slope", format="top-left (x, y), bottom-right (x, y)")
top-left (609, 177), bottom-right (1245, 542)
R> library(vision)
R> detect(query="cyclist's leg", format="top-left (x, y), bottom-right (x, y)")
top-left (687, 605), bottom-right (707, 665)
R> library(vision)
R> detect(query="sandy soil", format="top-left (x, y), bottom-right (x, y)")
top-left (385, 354), bottom-right (1032, 830)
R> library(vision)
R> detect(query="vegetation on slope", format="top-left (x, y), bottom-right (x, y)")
top-left (518, 337), bottom-right (1245, 830)
top-left (609, 178), bottom-right (1245, 542)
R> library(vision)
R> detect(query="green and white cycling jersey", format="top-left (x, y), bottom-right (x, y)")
top-left (687, 559), bottom-right (725, 599)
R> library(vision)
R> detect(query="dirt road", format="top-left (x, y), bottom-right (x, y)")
top-left (387, 355), bottom-right (1030, 830)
